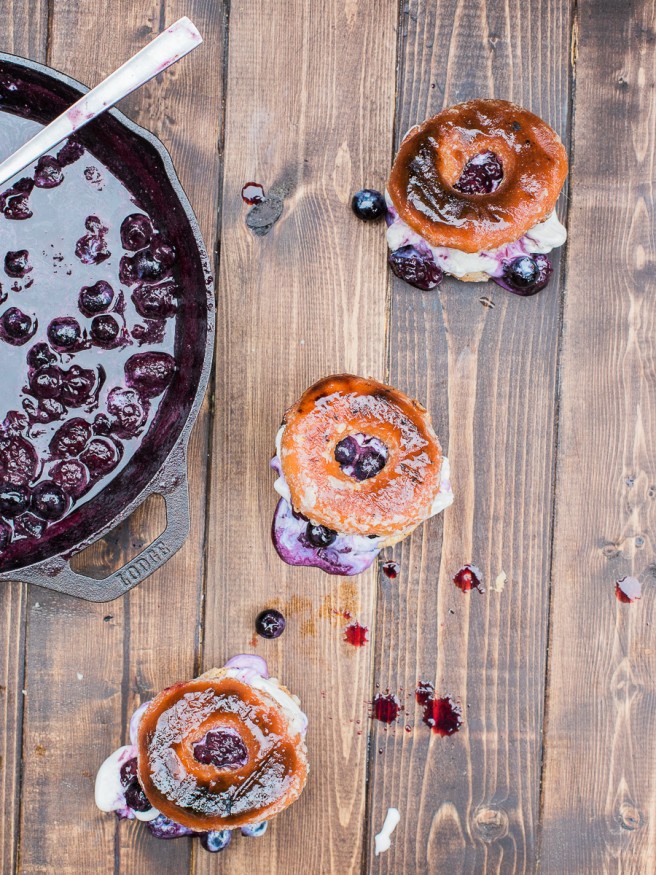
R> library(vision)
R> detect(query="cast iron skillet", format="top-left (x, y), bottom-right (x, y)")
top-left (0, 54), bottom-right (214, 601)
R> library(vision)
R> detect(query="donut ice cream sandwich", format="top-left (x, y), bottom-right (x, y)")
top-left (95, 655), bottom-right (308, 853)
top-left (271, 374), bottom-right (453, 576)
top-left (386, 98), bottom-right (568, 295)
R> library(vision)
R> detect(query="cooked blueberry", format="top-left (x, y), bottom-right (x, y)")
top-left (193, 729), bottom-right (249, 769)
top-left (120, 214), bottom-right (153, 251)
top-left (454, 151), bottom-right (504, 195)
top-left (4, 249), bottom-right (31, 277)
top-left (334, 435), bottom-right (358, 466)
top-left (255, 608), bottom-right (286, 639)
top-left (124, 352), bottom-right (175, 398)
top-left (92, 413), bottom-right (113, 436)
top-left (119, 757), bottom-right (139, 787)
top-left (34, 155), bottom-right (63, 188)
top-left (1, 308), bottom-right (36, 345)
top-left (389, 245), bottom-right (443, 290)
top-left (47, 317), bottom-right (81, 350)
top-left (90, 314), bottom-right (120, 347)
top-left (147, 815), bottom-right (195, 839)
top-left (49, 418), bottom-right (92, 458)
top-left (27, 342), bottom-right (56, 370)
top-left (351, 188), bottom-right (387, 221)
top-left (60, 366), bottom-right (97, 407)
top-left (133, 244), bottom-right (175, 281)
top-left (29, 365), bottom-right (62, 400)
top-left (494, 254), bottom-right (553, 296)
top-left (78, 280), bottom-right (114, 316)
top-left (306, 523), bottom-right (338, 548)
top-left (131, 279), bottom-right (178, 319)
top-left (56, 138), bottom-right (84, 166)
top-left (0, 482), bottom-right (29, 517)
top-left (14, 512), bottom-right (45, 539)
top-left (80, 437), bottom-right (122, 478)
top-left (199, 831), bottom-right (232, 853)
top-left (31, 481), bottom-right (68, 520)
top-left (107, 388), bottom-right (149, 438)
top-left (75, 233), bottom-right (110, 265)
top-left (23, 396), bottom-right (66, 425)
top-left (0, 437), bottom-right (38, 485)
top-left (0, 520), bottom-right (11, 551)
top-left (353, 448), bottom-right (386, 480)
top-left (49, 459), bottom-right (89, 498)
top-left (124, 780), bottom-right (152, 813)
top-left (1, 178), bottom-right (33, 220)
top-left (240, 822), bottom-right (268, 838)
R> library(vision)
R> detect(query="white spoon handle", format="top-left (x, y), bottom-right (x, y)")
top-left (0, 17), bottom-right (202, 188)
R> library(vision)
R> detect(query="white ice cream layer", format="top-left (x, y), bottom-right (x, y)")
top-left (386, 191), bottom-right (566, 279)
top-left (224, 666), bottom-right (308, 738)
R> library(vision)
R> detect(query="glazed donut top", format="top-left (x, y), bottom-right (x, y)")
top-left (137, 671), bottom-right (308, 830)
top-left (279, 374), bottom-right (444, 538)
top-left (387, 99), bottom-right (568, 253)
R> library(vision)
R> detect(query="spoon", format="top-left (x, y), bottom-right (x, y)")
top-left (0, 16), bottom-right (202, 189)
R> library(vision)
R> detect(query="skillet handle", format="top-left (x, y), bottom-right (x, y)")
top-left (26, 459), bottom-right (191, 602)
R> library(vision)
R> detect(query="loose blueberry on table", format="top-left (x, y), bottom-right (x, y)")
top-left (0, 110), bottom-right (180, 561)
top-left (255, 608), bottom-right (286, 639)
top-left (351, 188), bottom-right (387, 221)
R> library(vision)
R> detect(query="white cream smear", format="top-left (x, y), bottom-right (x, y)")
top-left (386, 191), bottom-right (567, 280)
top-left (374, 807), bottom-right (401, 856)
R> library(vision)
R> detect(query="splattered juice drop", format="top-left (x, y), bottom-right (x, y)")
top-left (344, 622), bottom-right (368, 646)
top-left (616, 576), bottom-right (641, 603)
top-left (382, 561), bottom-right (400, 579)
top-left (372, 693), bottom-right (400, 724)
top-left (241, 182), bottom-right (265, 205)
top-left (415, 680), bottom-right (434, 706)
top-left (453, 565), bottom-right (485, 593)
top-left (416, 682), bottom-right (462, 736)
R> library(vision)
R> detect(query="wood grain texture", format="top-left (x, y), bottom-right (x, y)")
top-left (16, 2), bottom-right (225, 874)
top-left (199, 1), bottom-right (397, 873)
top-left (364, 2), bottom-right (572, 873)
top-left (540, 1), bottom-right (656, 871)
top-left (0, 6), bottom-right (49, 875)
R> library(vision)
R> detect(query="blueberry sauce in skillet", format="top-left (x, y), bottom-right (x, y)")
top-left (0, 111), bottom-right (178, 559)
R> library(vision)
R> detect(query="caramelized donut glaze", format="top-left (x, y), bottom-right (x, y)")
top-left (388, 99), bottom-right (568, 253)
top-left (280, 374), bottom-right (444, 538)
top-left (137, 674), bottom-right (307, 830)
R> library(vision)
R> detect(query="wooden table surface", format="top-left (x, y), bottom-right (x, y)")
top-left (1, 0), bottom-right (654, 873)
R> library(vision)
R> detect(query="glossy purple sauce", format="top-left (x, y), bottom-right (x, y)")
top-left (0, 111), bottom-right (177, 559)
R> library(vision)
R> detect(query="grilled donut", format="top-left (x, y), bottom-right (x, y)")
top-left (387, 99), bottom-right (568, 253)
top-left (279, 374), bottom-right (445, 539)
top-left (136, 668), bottom-right (308, 831)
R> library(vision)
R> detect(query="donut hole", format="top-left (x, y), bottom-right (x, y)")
top-left (192, 728), bottom-right (249, 771)
top-left (454, 151), bottom-right (504, 195)
top-left (434, 130), bottom-right (516, 200)
top-left (334, 433), bottom-right (388, 481)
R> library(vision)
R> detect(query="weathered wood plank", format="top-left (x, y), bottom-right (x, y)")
top-left (365, 1), bottom-right (571, 872)
top-left (17, 2), bottom-right (225, 873)
top-left (540, 1), bottom-right (656, 871)
top-left (199, 0), bottom-right (397, 873)
top-left (0, 6), bottom-right (49, 875)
